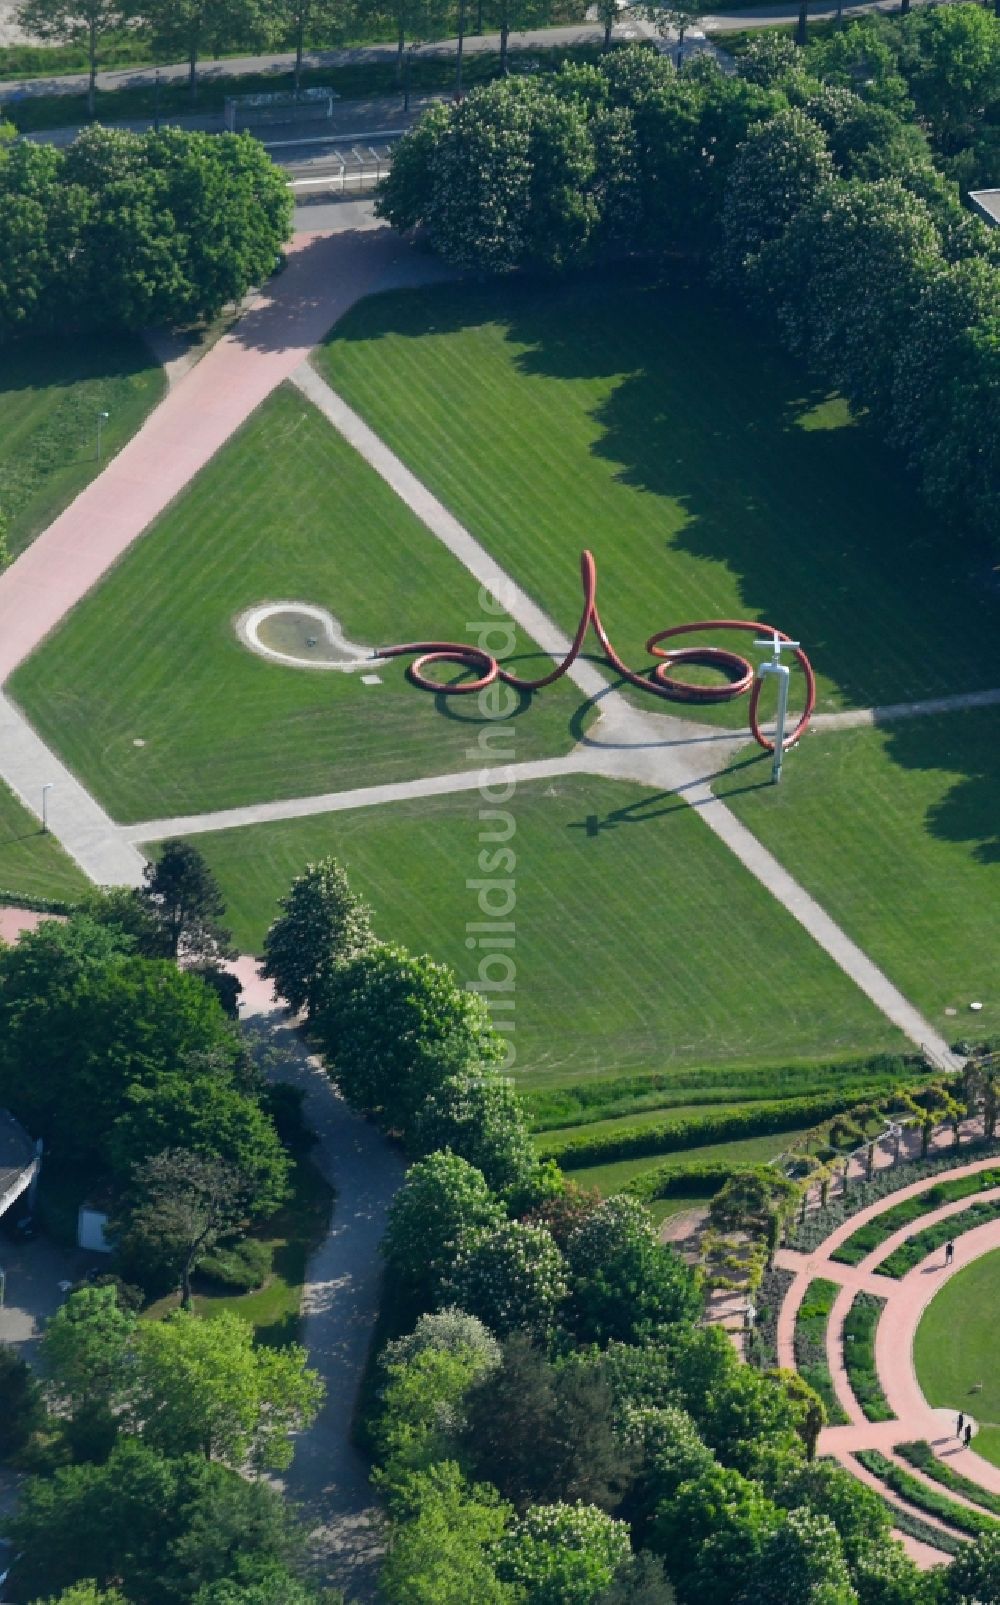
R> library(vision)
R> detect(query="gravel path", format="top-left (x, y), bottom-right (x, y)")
top-left (237, 960), bottom-right (404, 1602)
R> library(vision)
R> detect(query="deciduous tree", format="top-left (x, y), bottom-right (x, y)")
top-left (117, 1148), bottom-right (253, 1306)
top-left (16, 0), bottom-right (128, 116)
top-left (317, 943), bottom-right (504, 1130)
top-left (263, 856), bottom-right (375, 1017)
top-left (131, 1309), bottom-right (323, 1471)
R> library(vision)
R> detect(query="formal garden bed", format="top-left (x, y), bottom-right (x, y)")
top-left (786, 1140), bottom-right (1000, 1254)
top-left (855, 1451), bottom-right (999, 1541)
top-left (831, 1168), bottom-right (1000, 1266)
top-left (877, 1196), bottom-right (1000, 1278)
top-left (898, 1442), bottom-right (1000, 1520)
top-left (793, 1278), bottom-right (849, 1426)
top-left (843, 1294), bottom-right (894, 1422)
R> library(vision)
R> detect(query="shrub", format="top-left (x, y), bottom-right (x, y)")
top-left (198, 1238), bottom-right (272, 1292)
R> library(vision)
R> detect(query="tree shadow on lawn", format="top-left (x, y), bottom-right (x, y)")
top-left (878, 709), bottom-right (1000, 867)
top-left (507, 277), bottom-right (998, 712)
top-left (325, 269), bottom-right (999, 830)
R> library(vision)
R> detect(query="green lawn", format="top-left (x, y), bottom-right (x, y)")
top-left (0, 333), bottom-right (165, 559)
top-left (714, 712), bottom-right (999, 1037)
top-left (914, 1249), bottom-right (1000, 1469)
top-left (315, 274), bottom-right (998, 723)
top-left (10, 384), bottom-right (579, 822)
top-left (0, 778), bottom-right (90, 905)
top-left (177, 775), bottom-right (902, 1085)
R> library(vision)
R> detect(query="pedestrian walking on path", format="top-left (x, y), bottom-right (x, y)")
top-left (958, 1412), bottom-right (965, 1436)
top-left (965, 1423), bottom-right (974, 1447)
top-left (945, 1240), bottom-right (955, 1265)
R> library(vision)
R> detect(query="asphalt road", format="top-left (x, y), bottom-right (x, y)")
top-left (0, 0), bottom-right (920, 102)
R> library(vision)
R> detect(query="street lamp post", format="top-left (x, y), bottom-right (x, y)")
top-left (403, 41), bottom-right (419, 113)
top-left (754, 633), bottom-right (802, 784)
top-left (97, 410), bottom-right (109, 463)
top-left (41, 782), bottom-right (53, 833)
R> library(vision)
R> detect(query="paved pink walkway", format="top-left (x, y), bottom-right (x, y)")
top-left (0, 907), bottom-right (56, 942)
top-left (771, 1146), bottom-right (1000, 1565)
top-left (0, 227), bottom-right (435, 686)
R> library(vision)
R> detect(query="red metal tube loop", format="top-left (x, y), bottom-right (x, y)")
top-left (377, 550), bottom-right (815, 753)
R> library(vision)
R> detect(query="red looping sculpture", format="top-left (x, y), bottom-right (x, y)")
top-left (378, 549), bottom-right (815, 753)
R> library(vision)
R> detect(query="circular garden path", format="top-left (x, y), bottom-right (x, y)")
top-left (772, 1152), bottom-right (1000, 1566)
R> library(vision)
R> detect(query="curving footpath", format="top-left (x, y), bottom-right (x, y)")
top-left (773, 1153), bottom-right (1000, 1565)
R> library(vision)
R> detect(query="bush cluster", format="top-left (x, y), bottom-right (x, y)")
top-left (0, 125), bottom-right (292, 344)
top-left (379, 31), bottom-right (1000, 558)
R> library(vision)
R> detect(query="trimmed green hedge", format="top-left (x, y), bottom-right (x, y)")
top-left (623, 1160), bottom-right (767, 1204)
top-left (794, 1278), bottom-right (849, 1426)
top-left (525, 1053), bottom-right (921, 1132)
top-left (878, 1195), bottom-right (1000, 1278)
top-left (855, 1450), bottom-right (999, 1539)
top-left (832, 1169), bottom-right (1000, 1267)
top-left (540, 1091), bottom-right (873, 1170)
top-left (843, 1294), bottom-right (894, 1422)
top-left (897, 1441), bottom-right (1000, 1519)
top-left (0, 889), bottom-right (78, 915)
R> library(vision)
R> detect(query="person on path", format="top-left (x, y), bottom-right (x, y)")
top-left (958, 1412), bottom-right (965, 1436)
top-left (945, 1240), bottom-right (955, 1265)
top-left (965, 1423), bottom-right (973, 1447)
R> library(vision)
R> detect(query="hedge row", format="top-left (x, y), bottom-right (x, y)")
top-left (539, 1091), bottom-right (874, 1170)
top-left (897, 1441), bottom-right (1000, 1519)
top-left (832, 1168), bottom-right (1000, 1266)
top-left (855, 1450), bottom-right (1000, 1539)
top-left (0, 890), bottom-right (78, 915)
top-left (525, 1052), bottom-right (920, 1132)
top-left (623, 1160), bottom-right (768, 1204)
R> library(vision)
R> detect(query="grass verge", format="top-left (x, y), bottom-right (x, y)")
top-left (0, 332), bottom-right (165, 560)
top-left (0, 780), bottom-right (90, 907)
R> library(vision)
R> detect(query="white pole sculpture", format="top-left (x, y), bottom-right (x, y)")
top-left (754, 634), bottom-right (802, 784)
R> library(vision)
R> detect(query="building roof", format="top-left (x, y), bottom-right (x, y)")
top-left (969, 189), bottom-right (1000, 227)
top-left (0, 1109), bottom-right (36, 1200)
